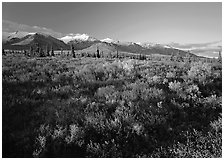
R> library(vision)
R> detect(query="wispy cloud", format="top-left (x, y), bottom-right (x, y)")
top-left (169, 41), bottom-right (222, 50)
top-left (2, 19), bottom-right (64, 38)
top-left (169, 41), bottom-right (222, 58)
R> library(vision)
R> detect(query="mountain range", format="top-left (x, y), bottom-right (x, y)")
top-left (3, 31), bottom-right (68, 50)
top-left (2, 31), bottom-right (221, 58)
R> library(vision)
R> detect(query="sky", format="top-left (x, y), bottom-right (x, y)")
top-left (2, 2), bottom-right (222, 44)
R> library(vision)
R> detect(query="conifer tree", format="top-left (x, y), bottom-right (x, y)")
top-left (71, 44), bottom-right (75, 58)
top-left (51, 46), bottom-right (54, 56)
top-left (29, 46), bottom-right (33, 57)
top-left (116, 42), bottom-right (119, 58)
top-left (218, 51), bottom-right (222, 63)
top-left (40, 47), bottom-right (45, 57)
top-left (36, 43), bottom-right (40, 56)
top-left (170, 52), bottom-right (175, 61)
top-left (96, 46), bottom-right (100, 58)
top-left (61, 48), bottom-right (63, 55)
top-left (46, 45), bottom-right (50, 56)
top-left (2, 49), bottom-right (5, 56)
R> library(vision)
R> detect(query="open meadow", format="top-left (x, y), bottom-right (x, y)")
top-left (2, 52), bottom-right (222, 157)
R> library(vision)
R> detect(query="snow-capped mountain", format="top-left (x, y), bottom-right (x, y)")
top-left (101, 39), bottom-right (138, 47)
top-left (2, 30), bottom-right (221, 58)
top-left (3, 32), bottom-right (68, 50)
top-left (116, 41), bottom-right (137, 46)
top-left (8, 31), bottom-right (35, 39)
top-left (3, 31), bottom-right (35, 43)
top-left (60, 33), bottom-right (98, 43)
top-left (136, 41), bottom-right (222, 58)
top-left (137, 42), bottom-right (166, 48)
top-left (60, 33), bottom-right (100, 50)
top-left (100, 38), bottom-right (116, 43)
top-left (79, 42), bottom-right (117, 53)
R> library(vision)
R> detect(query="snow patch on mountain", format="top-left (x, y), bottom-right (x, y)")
top-left (137, 42), bottom-right (164, 48)
top-left (164, 45), bottom-right (172, 49)
top-left (101, 38), bottom-right (116, 43)
top-left (116, 41), bottom-right (136, 46)
top-left (7, 31), bottom-right (30, 39)
top-left (100, 39), bottom-right (137, 46)
top-left (60, 33), bottom-right (98, 43)
top-left (3, 31), bottom-right (35, 42)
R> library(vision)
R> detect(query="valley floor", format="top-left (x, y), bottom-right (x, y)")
top-left (2, 53), bottom-right (222, 157)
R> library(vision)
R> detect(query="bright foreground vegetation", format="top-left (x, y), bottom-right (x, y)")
top-left (2, 53), bottom-right (222, 157)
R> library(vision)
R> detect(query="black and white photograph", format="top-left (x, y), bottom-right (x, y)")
top-left (2, 1), bottom-right (222, 158)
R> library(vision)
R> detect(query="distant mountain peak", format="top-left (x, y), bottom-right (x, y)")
top-left (3, 31), bottom-right (68, 50)
top-left (101, 38), bottom-right (115, 43)
top-left (115, 41), bottom-right (137, 46)
top-left (34, 32), bottom-right (51, 37)
top-left (60, 33), bottom-right (98, 43)
top-left (137, 42), bottom-right (162, 48)
top-left (2, 30), bottom-right (221, 58)
top-left (7, 31), bottom-right (34, 39)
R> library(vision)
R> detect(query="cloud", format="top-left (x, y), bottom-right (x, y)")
top-left (168, 41), bottom-right (222, 58)
top-left (169, 41), bottom-right (222, 50)
top-left (2, 19), bottom-right (64, 38)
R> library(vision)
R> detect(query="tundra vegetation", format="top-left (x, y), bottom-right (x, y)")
top-left (2, 51), bottom-right (222, 158)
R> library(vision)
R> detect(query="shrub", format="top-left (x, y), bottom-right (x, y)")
top-left (2, 54), bottom-right (222, 158)
top-left (168, 80), bottom-right (182, 92)
top-left (187, 62), bottom-right (212, 83)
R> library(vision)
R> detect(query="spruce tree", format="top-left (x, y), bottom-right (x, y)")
top-left (218, 51), bottom-right (222, 63)
top-left (2, 49), bottom-right (5, 56)
top-left (116, 42), bottom-right (119, 58)
top-left (96, 46), bottom-right (100, 58)
top-left (29, 46), bottom-right (33, 57)
top-left (36, 43), bottom-right (40, 56)
top-left (170, 53), bottom-right (174, 61)
top-left (40, 47), bottom-right (45, 57)
top-left (61, 48), bottom-right (63, 55)
top-left (51, 46), bottom-right (54, 56)
top-left (46, 45), bottom-right (50, 56)
top-left (71, 44), bottom-right (75, 58)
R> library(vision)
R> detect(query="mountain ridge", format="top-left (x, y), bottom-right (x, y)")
top-left (2, 31), bottom-right (221, 58)
top-left (3, 32), bottom-right (68, 50)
